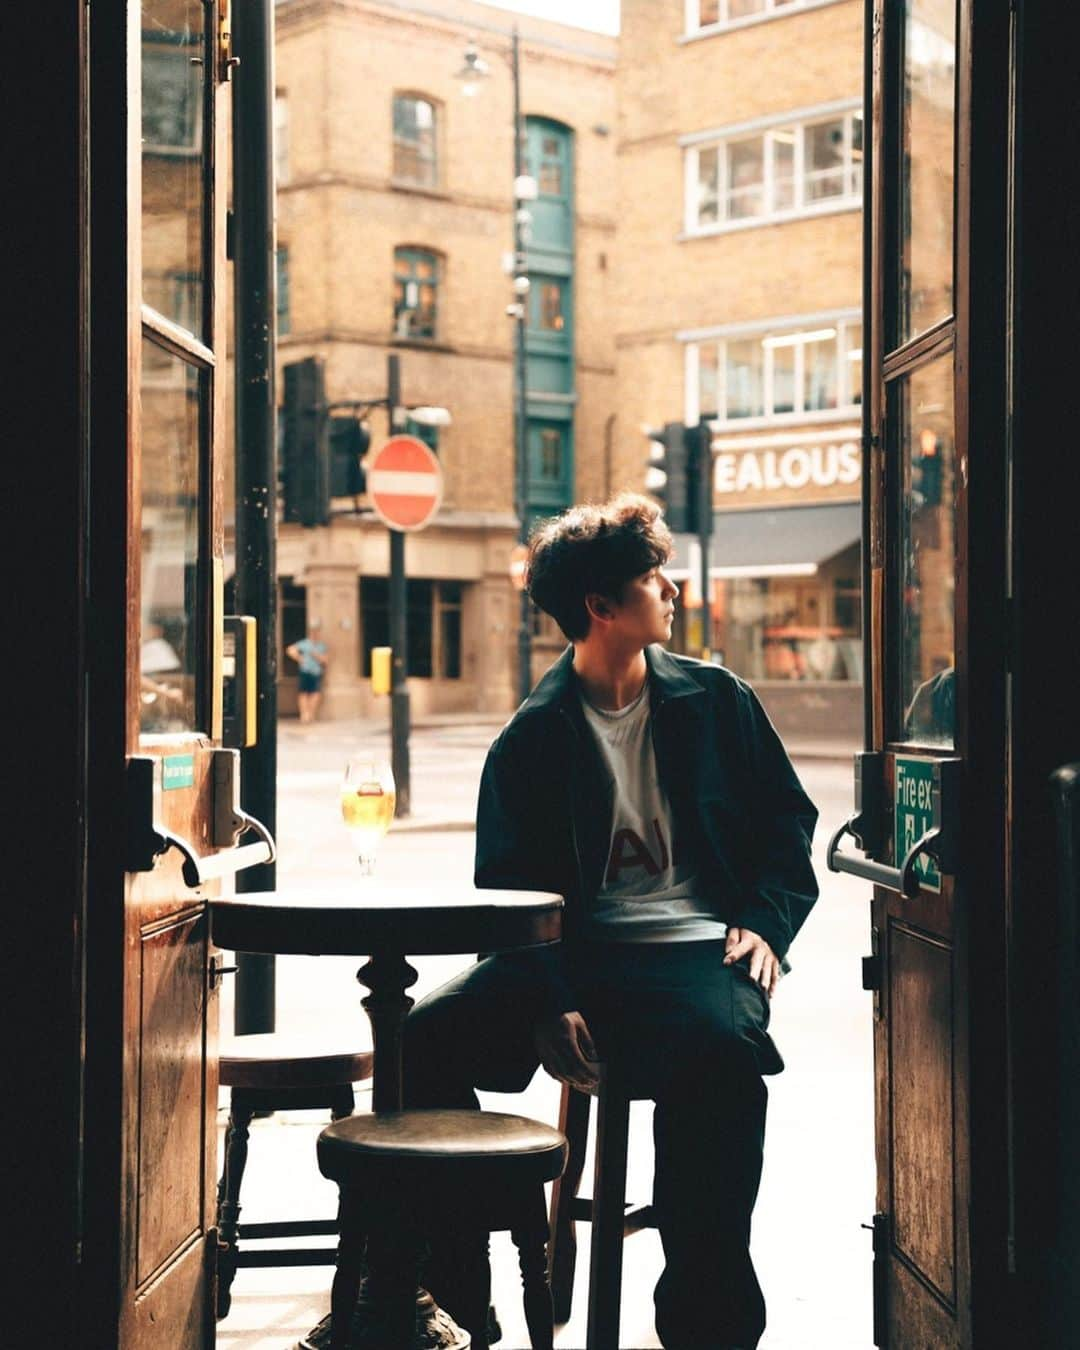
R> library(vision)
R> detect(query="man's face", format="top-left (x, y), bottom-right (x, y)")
top-left (607, 565), bottom-right (679, 647)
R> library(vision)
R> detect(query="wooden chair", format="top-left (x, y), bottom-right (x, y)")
top-left (215, 1033), bottom-right (374, 1318)
top-left (547, 1067), bottom-right (657, 1350)
top-left (316, 1109), bottom-right (568, 1350)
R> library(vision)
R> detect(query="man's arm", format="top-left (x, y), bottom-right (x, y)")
top-left (475, 736), bottom-right (593, 1085)
top-left (730, 682), bottom-right (819, 965)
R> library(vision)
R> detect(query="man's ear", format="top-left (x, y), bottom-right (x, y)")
top-left (584, 591), bottom-right (614, 625)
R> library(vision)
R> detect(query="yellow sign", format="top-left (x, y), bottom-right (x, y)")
top-left (371, 646), bottom-right (392, 696)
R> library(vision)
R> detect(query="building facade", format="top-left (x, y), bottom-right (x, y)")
top-left (271, 0), bottom-right (616, 716)
top-left (614, 0), bottom-right (864, 740)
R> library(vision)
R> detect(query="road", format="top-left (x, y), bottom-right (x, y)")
top-left (218, 722), bottom-right (875, 1350)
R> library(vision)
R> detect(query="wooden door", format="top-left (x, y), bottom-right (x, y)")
top-left (830, 1), bottom-right (985, 1343)
top-left (119, 1), bottom-right (234, 1342)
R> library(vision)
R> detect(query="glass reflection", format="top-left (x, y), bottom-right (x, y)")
top-left (897, 353), bottom-right (956, 745)
top-left (142, 0), bottom-right (206, 340)
top-left (899, 0), bottom-right (956, 341)
top-left (140, 340), bottom-right (202, 734)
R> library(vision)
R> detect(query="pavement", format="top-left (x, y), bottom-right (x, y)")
top-left (215, 715), bottom-right (872, 1350)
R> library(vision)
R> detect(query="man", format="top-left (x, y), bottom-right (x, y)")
top-left (286, 622), bottom-right (328, 724)
top-left (404, 493), bottom-right (818, 1349)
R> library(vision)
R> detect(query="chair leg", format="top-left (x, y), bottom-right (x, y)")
top-left (513, 1186), bottom-right (555, 1350)
top-left (329, 1084), bottom-right (355, 1121)
top-left (329, 1190), bottom-right (367, 1350)
top-left (216, 1092), bottom-right (256, 1319)
top-left (548, 1083), bottom-right (591, 1323)
top-left (586, 1069), bottom-right (630, 1350)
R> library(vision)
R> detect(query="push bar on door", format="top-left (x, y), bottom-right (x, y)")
top-left (827, 816), bottom-right (940, 899)
top-left (155, 810), bottom-right (276, 888)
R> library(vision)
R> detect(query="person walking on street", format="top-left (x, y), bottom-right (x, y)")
top-left (287, 623), bottom-right (328, 724)
top-left (403, 493), bottom-right (819, 1349)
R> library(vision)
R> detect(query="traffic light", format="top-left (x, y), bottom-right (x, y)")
top-left (644, 421), bottom-right (692, 532)
top-left (644, 421), bottom-right (712, 535)
top-left (329, 416), bottom-right (370, 497)
top-left (281, 356), bottom-right (330, 526)
top-left (685, 422), bottom-right (713, 541)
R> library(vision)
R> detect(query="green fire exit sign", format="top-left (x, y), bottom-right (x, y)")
top-left (894, 756), bottom-right (941, 894)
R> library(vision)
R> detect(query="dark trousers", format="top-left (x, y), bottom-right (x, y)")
top-left (402, 939), bottom-right (782, 1349)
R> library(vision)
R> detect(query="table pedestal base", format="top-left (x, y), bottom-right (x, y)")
top-left (297, 1287), bottom-right (470, 1350)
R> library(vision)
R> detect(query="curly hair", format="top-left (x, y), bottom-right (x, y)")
top-left (524, 493), bottom-right (673, 640)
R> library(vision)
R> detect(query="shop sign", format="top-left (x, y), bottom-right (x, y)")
top-left (712, 440), bottom-right (861, 502)
top-left (894, 755), bottom-right (941, 893)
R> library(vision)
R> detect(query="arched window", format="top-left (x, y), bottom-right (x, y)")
top-left (393, 247), bottom-right (440, 340)
top-left (392, 94), bottom-right (438, 188)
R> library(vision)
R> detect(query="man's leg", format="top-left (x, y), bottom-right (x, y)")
top-left (649, 957), bottom-right (774, 1349)
top-left (401, 955), bottom-right (545, 1340)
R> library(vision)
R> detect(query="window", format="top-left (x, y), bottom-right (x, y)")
top-left (393, 248), bottom-right (439, 340)
top-left (534, 281), bottom-right (566, 332)
top-left (405, 417), bottom-right (439, 454)
top-left (539, 428), bottom-right (563, 480)
top-left (687, 0), bottom-right (820, 35)
top-left (686, 108), bottom-right (863, 232)
top-left (361, 578), bottom-right (463, 679)
top-left (692, 318), bottom-right (862, 424)
top-left (392, 94), bottom-right (438, 188)
top-left (276, 246), bottom-right (290, 336)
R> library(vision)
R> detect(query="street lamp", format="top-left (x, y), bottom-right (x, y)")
top-left (456, 27), bottom-right (536, 705)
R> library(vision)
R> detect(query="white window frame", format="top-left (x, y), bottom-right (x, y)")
top-left (682, 100), bottom-right (862, 236)
top-left (682, 310), bottom-right (862, 430)
top-left (682, 0), bottom-right (849, 41)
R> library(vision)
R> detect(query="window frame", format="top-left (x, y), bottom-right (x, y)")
top-left (683, 103), bottom-right (863, 235)
top-left (391, 91), bottom-right (441, 191)
top-left (684, 311), bottom-right (863, 428)
top-left (682, 0), bottom-right (848, 40)
top-left (393, 245), bottom-right (442, 343)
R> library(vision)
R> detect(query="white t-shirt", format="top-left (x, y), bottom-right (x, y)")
top-left (580, 681), bottom-right (728, 943)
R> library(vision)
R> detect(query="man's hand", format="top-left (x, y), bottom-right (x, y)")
top-left (533, 1011), bottom-right (600, 1093)
top-left (723, 926), bottom-right (780, 998)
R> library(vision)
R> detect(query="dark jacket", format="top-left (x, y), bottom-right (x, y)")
top-left (474, 644), bottom-right (819, 1016)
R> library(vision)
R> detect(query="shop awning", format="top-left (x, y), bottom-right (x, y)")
top-left (668, 503), bottom-right (861, 579)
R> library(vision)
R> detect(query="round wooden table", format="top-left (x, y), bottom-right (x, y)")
top-left (209, 886), bottom-right (564, 1350)
top-left (210, 886), bottom-right (563, 1113)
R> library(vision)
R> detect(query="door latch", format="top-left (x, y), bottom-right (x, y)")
top-left (209, 956), bottom-right (238, 991)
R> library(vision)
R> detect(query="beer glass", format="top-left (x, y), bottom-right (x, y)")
top-left (340, 758), bottom-right (396, 875)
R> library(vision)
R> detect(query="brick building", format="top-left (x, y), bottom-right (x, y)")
top-left (613, 0), bottom-right (865, 741)
top-left (269, 0), bottom-right (617, 716)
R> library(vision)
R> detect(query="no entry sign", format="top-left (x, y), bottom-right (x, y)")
top-left (367, 434), bottom-right (443, 532)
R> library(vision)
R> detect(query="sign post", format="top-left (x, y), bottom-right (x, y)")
top-left (367, 377), bottom-right (444, 817)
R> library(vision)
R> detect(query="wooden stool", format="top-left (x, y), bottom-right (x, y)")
top-left (317, 1109), bottom-right (568, 1350)
top-left (547, 1069), bottom-right (656, 1349)
top-left (216, 1034), bottom-right (374, 1318)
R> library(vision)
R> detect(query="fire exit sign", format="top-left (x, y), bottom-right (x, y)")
top-left (894, 756), bottom-right (941, 893)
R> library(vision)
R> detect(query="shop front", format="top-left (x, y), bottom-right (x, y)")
top-left (668, 423), bottom-right (862, 744)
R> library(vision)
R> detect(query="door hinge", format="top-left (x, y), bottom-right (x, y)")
top-left (862, 953), bottom-right (882, 991)
top-left (226, 209), bottom-right (235, 262)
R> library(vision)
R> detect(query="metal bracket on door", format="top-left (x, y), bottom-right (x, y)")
top-left (828, 816), bottom-right (939, 899)
top-left (827, 753), bottom-right (960, 898)
top-left (126, 751), bottom-right (276, 887)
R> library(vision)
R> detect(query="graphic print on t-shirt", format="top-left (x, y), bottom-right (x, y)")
top-left (580, 680), bottom-right (726, 943)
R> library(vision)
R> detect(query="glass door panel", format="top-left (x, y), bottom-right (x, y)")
top-left (139, 342), bottom-right (205, 735)
top-left (141, 0), bottom-right (208, 341)
top-left (898, 0), bottom-right (957, 343)
top-left (892, 350), bottom-right (957, 746)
